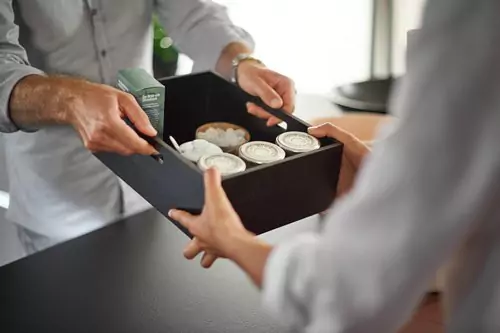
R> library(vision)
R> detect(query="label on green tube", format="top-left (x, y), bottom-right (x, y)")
top-left (117, 68), bottom-right (165, 137)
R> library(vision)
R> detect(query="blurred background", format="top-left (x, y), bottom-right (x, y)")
top-left (0, 0), bottom-right (425, 265)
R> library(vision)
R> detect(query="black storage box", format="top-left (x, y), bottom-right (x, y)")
top-left (97, 71), bottom-right (342, 236)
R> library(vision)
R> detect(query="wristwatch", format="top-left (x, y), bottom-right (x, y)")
top-left (231, 53), bottom-right (264, 86)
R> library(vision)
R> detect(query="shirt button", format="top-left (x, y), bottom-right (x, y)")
top-left (101, 50), bottom-right (107, 57)
top-left (90, 8), bottom-right (98, 16)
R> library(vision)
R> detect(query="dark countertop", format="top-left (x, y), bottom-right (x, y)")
top-left (0, 208), bottom-right (319, 333)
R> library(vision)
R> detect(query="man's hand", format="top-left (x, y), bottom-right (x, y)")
top-left (169, 168), bottom-right (253, 268)
top-left (238, 61), bottom-right (295, 127)
top-left (10, 75), bottom-right (158, 155)
top-left (216, 42), bottom-right (295, 127)
top-left (66, 80), bottom-right (158, 155)
top-left (309, 123), bottom-right (371, 197)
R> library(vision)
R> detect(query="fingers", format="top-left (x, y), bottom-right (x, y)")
top-left (111, 118), bottom-right (158, 155)
top-left (251, 78), bottom-right (283, 109)
top-left (118, 93), bottom-right (157, 137)
top-left (246, 103), bottom-right (282, 127)
top-left (308, 122), bottom-right (356, 143)
top-left (169, 209), bottom-right (196, 231)
top-left (266, 116), bottom-right (283, 127)
top-left (246, 102), bottom-right (281, 125)
top-left (184, 239), bottom-right (203, 260)
top-left (246, 77), bottom-right (295, 127)
top-left (203, 168), bottom-right (230, 206)
top-left (200, 252), bottom-right (218, 269)
top-left (183, 239), bottom-right (218, 268)
top-left (82, 117), bottom-right (156, 155)
top-left (263, 71), bottom-right (295, 114)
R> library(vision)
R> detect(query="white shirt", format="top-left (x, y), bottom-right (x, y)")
top-left (263, 0), bottom-right (500, 332)
top-left (0, 0), bottom-right (253, 239)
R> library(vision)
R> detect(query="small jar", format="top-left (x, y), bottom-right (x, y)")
top-left (179, 139), bottom-right (223, 163)
top-left (198, 153), bottom-right (246, 176)
top-left (238, 141), bottom-right (286, 166)
top-left (275, 131), bottom-right (320, 155)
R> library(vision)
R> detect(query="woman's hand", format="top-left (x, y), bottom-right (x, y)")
top-left (308, 123), bottom-right (371, 198)
top-left (169, 168), bottom-right (253, 268)
top-left (170, 123), bottom-right (371, 269)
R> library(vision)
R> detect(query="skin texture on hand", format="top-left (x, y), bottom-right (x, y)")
top-left (239, 61), bottom-right (296, 127)
top-left (9, 75), bottom-right (158, 155)
top-left (309, 123), bottom-right (371, 198)
top-left (216, 42), bottom-right (296, 127)
top-left (169, 168), bottom-right (249, 260)
top-left (169, 168), bottom-right (272, 287)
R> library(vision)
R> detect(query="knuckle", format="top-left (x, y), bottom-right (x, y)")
top-left (84, 141), bottom-right (97, 151)
top-left (121, 92), bottom-right (136, 103)
top-left (88, 129), bottom-right (105, 144)
top-left (122, 149), bottom-right (134, 156)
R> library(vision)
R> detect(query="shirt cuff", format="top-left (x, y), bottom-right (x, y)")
top-left (262, 233), bottom-right (319, 328)
top-left (0, 63), bottom-right (44, 133)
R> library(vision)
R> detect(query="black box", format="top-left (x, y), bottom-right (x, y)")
top-left (97, 72), bottom-right (342, 236)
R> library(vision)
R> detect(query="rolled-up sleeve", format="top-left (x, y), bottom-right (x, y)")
top-left (262, 0), bottom-right (500, 332)
top-left (154, 0), bottom-right (254, 73)
top-left (0, 0), bottom-right (44, 133)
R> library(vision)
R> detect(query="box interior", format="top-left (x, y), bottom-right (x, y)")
top-left (160, 72), bottom-right (335, 174)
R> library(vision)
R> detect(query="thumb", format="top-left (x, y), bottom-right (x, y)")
top-left (252, 78), bottom-right (283, 109)
top-left (204, 168), bottom-right (230, 206)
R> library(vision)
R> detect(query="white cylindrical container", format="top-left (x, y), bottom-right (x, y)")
top-left (198, 153), bottom-right (247, 176)
top-left (275, 131), bottom-right (320, 155)
top-left (238, 141), bottom-right (286, 166)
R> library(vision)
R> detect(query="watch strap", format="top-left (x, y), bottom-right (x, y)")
top-left (231, 54), bottom-right (264, 85)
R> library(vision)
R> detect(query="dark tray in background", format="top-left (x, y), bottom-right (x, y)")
top-left (97, 71), bottom-right (342, 236)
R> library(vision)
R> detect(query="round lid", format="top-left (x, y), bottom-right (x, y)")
top-left (238, 141), bottom-right (286, 164)
top-left (276, 131), bottom-right (321, 153)
top-left (179, 139), bottom-right (223, 162)
top-left (198, 153), bottom-right (246, 176)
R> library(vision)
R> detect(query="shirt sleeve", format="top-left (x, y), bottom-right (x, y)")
top-left (154, 0), bottom-right (254, 73)
top-left (262, 0), bottom-right (500, 331)
top-left (0, 0), bottom-right (44, 133)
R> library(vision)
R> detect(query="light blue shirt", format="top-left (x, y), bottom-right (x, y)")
top-left (0, 0), bottom-right (253, 239)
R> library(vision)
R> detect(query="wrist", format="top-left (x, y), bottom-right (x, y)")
top-left (232, 55), bottom-right (265, 86)
top-left (58, 80), bottom-right (84, 127)
top-left (216, 41), bottom-right (253, 79)
top-left (225, 231), bottom-right (271, 263)
top-left (227, 233), bottom-right (273, 288)
top-left (222, 229), bottom-right (255, 260)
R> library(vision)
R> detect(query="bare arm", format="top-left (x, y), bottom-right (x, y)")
top-left (9, 75), bottom-right (77, 130)
top-left (11, 74), bottom-right (161, 156)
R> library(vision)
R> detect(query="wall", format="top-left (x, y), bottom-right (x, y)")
top-left (392, 0), bottom-right (426, 75)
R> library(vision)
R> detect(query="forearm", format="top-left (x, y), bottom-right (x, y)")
top-left (227, 233), bottom-right (273, 288)
top-left (9, 75), bottom-right (83, 130)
